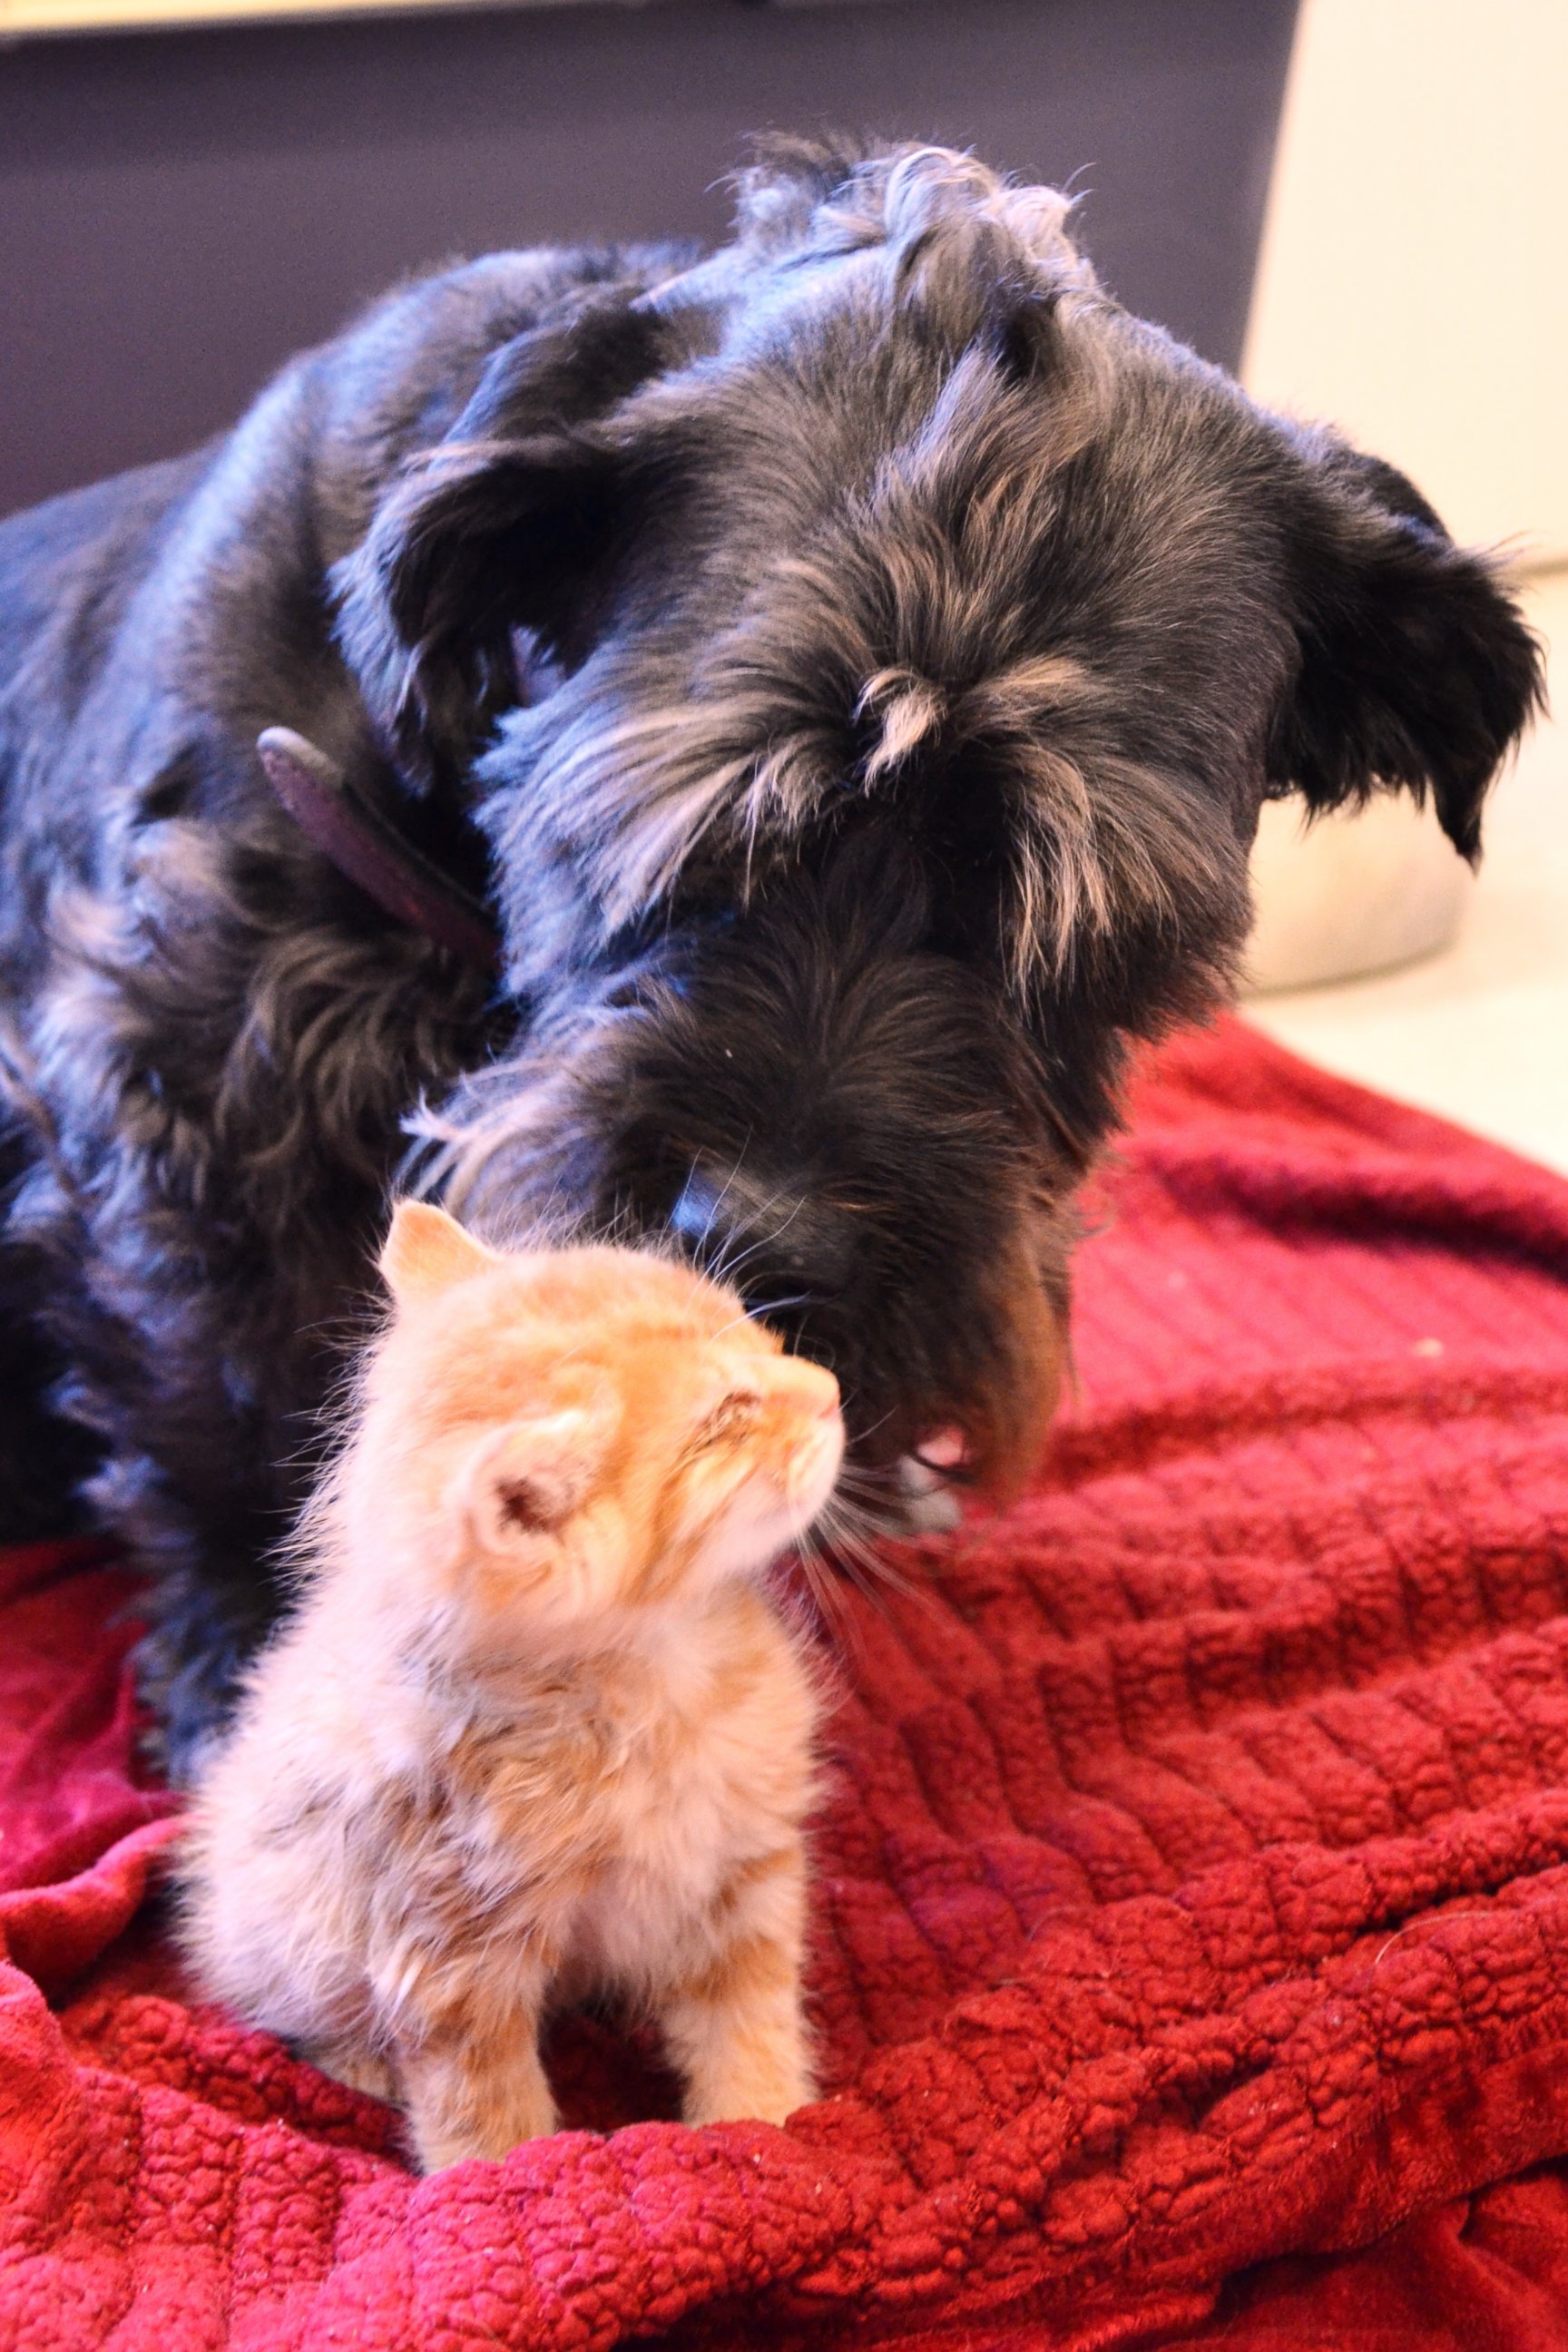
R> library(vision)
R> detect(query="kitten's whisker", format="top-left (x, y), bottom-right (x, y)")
top-left (705, 1293), bottom-right (810, 1345)
top-left (813, 1475), bottom-right (944, 1609)
top-left (840, 1404), bottom-right (898, 1447)
top-left (745, 1294), bottom-right (810, 1321)
top-left (808, 1500), bottom-right (916, 1611)
top-left (789, 1538), bottom-right (871, 1660)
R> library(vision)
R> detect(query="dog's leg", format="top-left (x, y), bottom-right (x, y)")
top-left (65, 1292), bottom-right (347, 1782)
top-left (5, 814), bottom-right (487, 1779)
top-left (76, 1394), bottom-right (303, 1780)
top-left (0, 1114), bottom-right (101, 1543)
top-left (132, 1553), bottom-right (289, 1784)
top-left (0, 1268), bottom-right (99, 1546)
top-left (19, 1139), bottom-right (357, 1781)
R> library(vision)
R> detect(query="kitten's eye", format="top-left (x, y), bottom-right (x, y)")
top-left (692, 1393), bottom-right (760, 1451)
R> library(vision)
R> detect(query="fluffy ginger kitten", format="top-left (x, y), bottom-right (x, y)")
top-left (177, 1200), bottom-right (843, 2172)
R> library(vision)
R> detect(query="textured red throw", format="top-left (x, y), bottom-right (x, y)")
top-left (7, 1018), bottom-right (1568, 2352)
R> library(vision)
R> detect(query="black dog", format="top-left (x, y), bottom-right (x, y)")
top-left (0, 139), bottom-right (1541, 1777)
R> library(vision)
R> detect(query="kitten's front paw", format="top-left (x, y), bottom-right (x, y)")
top-left (402, 2042), bottom-right (560, 2171)
top-left (682, 2063), bottom-right (815, 2130)
top-left (307, 2041), bottom-right (397, 2102)
top-left (411, 2100), bottom-right (561, 2174)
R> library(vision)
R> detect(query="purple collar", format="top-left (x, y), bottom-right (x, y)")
top-left (257, 728), bottom-right (501, 975)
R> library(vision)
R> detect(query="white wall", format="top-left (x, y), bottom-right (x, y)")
top-left (1243, 0), bottom-right (1568, 569)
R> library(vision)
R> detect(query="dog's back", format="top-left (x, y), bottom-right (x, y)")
top-left (0, 457), bottom-right (202, 848)
top-left (0, 243), bottom-right (681, 889)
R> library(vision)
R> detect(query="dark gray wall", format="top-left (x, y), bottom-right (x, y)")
top-left (0, 0), bottom-right (1298, 521)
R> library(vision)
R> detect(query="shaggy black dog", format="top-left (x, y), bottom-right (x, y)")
top-left (0, 140), bottom-right (1542, 1777)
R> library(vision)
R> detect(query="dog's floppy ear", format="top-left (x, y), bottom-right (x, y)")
top-left (334, 290), bottom-right (667, 788)
top-left (1267, 436), bottom-right (1544, 860)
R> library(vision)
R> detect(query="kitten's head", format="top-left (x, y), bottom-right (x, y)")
top-left (350, 1201), bottom-right (843, 1629)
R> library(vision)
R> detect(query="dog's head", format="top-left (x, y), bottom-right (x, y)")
top-left (336, 139), bottom-right (1543, 1496)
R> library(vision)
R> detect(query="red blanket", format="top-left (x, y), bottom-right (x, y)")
top-left (7, 1018), bottom-right (1568, 2351)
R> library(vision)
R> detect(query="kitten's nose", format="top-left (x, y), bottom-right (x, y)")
top-left (789, 1361), bottom-right (842, 1424)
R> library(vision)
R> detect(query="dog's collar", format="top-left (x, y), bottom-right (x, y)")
top-left (257, 728), bottom-right (502, 974)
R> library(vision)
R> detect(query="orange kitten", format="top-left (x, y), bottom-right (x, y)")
top-left (177, 1202), bottom-right (841, 2172)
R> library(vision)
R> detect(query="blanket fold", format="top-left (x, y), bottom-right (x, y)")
top-left (6, 1018), bottom-right (1568, 2350)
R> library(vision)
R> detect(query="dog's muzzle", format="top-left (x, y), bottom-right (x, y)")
top-left (668, 1161), bottom-right (857, 1308)
top-left (666, 1158), bottom-right (965, 1524)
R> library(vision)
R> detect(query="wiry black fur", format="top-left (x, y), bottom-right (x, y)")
top-left (0, 140), bottom-right (1543, 1778)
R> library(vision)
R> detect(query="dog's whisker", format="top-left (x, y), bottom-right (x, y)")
top-left (704, 1192), bottom-right (808, 1292)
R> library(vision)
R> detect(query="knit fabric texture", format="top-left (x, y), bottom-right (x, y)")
top-left (5, 1018), bottom-right (1568, 2350)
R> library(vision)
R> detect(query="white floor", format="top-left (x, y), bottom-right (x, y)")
top-left (1243, 568), bottom-right (1568, 1174)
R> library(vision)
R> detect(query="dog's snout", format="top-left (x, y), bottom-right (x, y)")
top-left (666, 1161), bottom-right (856, 1312)
top-left (667, 1168), bottom-right (731, 1260)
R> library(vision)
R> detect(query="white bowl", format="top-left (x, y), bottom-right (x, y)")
top-left (1243, 794), bottom-right (1471, 995)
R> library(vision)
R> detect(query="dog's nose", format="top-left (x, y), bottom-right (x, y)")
top-left (665, 1161), bottom-right (969, 1488)
top-left (665, 1161), bottom-right (855, 1307)
top-left (667, 1168), bottom-right (734, 1260)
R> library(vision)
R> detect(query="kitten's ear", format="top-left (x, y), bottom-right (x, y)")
top-left (380, 1201), bottom-right (495, 1302)
top-left (465, 1409), bottom-right (610, 1552)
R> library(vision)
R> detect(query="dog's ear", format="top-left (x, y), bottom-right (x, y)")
top-left (334, 290), bottom-right (667, 788)
top-left (1267, 436), bottom-right (1543, 860)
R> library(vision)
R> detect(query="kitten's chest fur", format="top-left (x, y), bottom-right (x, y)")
top-left (428, 1590), bottom-right (819, 1988)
